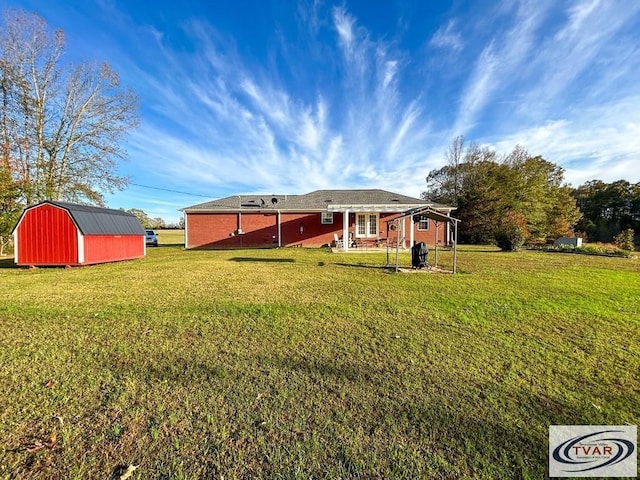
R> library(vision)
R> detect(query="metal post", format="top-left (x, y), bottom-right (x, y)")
top-left (395, 224), bottom-right (400, 272)
top-left (453, 220), bottom-right (458, 274)
top-left (386, 222), bottom-right (390, 266)
top-left (434, 222), bottom-right (439, 268)
top-left (409, 214), bottom-right (414, 247)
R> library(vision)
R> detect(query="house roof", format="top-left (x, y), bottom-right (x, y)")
top-left (16, 201), bottom-right (146, 235)
top-left (183, 189), bottom-right (453, 213)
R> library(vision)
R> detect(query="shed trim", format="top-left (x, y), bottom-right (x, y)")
top-left (78, 230), bottom-right (85, 264)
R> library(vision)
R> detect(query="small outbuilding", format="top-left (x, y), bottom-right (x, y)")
top-left (13, 201), bottom-right (146, 267)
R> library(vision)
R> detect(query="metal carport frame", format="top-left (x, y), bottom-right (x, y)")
top-left (385, 206), bottom-right (461, 273)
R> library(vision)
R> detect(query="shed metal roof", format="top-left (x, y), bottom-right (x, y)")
top-left (28, 201), bottom-right (145, 235)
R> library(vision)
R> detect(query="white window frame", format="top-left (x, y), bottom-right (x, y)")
top-left (321, 212), bottom-right (334, 224)
top-left (355, 213), bottom-right (379, 238)
top-left (417, 216), bottom-right (429, 231)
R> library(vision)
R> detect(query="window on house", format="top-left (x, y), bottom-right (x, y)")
top-left (417, 216), bottom-right (429, 231)
top-left (368, 214), bottom-right (377, 236)
top-left (321, 212), bottom-right (333, 224)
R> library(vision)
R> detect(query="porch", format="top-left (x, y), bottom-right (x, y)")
top-left (327, 203), bottom-right (429, 253)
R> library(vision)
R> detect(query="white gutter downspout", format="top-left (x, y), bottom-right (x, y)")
top-left (277, 210), bottom-right (282, 247)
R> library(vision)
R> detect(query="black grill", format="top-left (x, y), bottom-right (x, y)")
top-left (411, 242), bottom-right (428, 269)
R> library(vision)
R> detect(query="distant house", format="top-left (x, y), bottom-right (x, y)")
top-left (182, 189), bottom-right (454, 250)
top-left (13, 201), bottom-right (146, 266)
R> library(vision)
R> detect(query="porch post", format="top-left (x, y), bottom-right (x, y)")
top-left (409, 214), bottom-right (414, 247)
top-left (343, 209), bottom-right (349, 252)
top-left (402, 218), bottom-right (413, 249)
top-left (453, 220), bottom-right (458, 274)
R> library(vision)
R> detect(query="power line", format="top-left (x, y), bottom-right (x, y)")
top-left (130, 183), bottom-right (211, 198)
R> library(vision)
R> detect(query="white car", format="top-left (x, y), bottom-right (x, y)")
top-left (145, 230), bottom-right (158, 246)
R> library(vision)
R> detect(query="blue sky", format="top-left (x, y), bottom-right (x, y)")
top-left (3, 0), bottom-right (640, 223)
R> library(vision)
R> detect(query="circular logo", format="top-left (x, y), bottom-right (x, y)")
top-left (552, 430), bottom-right (636, 472)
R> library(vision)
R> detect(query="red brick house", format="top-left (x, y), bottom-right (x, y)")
top-left (182, 189), bottom-right (454, 251)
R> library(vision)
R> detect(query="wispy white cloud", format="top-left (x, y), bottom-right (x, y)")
top-left (452, 0), bottom-right (551, 134)
top-left (118, 3), bottom-right (441, 206)
top-left (448, 0), bottom-right (640, 189)
top-left (93, 0), bottom-right (639, 220)
top-left (519, 0), bottom-right (640, 117)
top-left (488, 95), bottom-right (640, 185)
top-left (429, 19), bottom-right (463, 52)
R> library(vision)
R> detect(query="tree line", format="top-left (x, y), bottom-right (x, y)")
top-left (422, 136), bottom-right (638, 250)
top-left (125, 208), bottom-right (184, 230)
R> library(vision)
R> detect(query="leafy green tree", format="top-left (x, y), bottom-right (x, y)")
top-left (0, 162), bottom-right (21, 255)
top-left (455, 159), bottom-right (510, 244)
top-left (126, 208), bottom-right (152, 229)
top-left (613, 228), bottom-right (635, 251)
top-left (504, 152), bottom-right (581, 241)
top-left (423, 139), bottom-right (581, 244)
top-left (150, 217), bottom-right (166, 229)
top-left (573, 180), bottom-right (639, 242)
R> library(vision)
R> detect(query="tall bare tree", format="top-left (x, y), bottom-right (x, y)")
top-left (0, 9), bottom-right (138, 206)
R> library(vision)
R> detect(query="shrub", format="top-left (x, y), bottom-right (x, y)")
top-left (613, 228), bottom-right (636, 251)
top-left (495, 211), bottom-right (529, 251)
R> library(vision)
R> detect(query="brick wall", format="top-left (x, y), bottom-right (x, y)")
top-left (186, 210), bottom-right (451, 248)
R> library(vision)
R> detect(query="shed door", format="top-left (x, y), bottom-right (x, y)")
top-left (18, 205), bottom-right (78, 265)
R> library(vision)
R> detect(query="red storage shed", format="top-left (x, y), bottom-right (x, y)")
top-left (12, 201), bottom-right (146, 267)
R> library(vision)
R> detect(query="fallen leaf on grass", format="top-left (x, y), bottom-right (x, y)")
top-left (25, 443), bottom-right (45, 453)
top-left (25, 432), bottom-right (58, 453)
top-left (113, 464), bottom-right (139, 480)
top-left (44, 432), bottom-right (57, 448)
top-left (44, 379), bottom-right (55, 388)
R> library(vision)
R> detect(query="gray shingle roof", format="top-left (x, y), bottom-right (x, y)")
top-left (183, 189), bottom-right (452, 212)
top-left (44, 201), bottom-right (145, 235)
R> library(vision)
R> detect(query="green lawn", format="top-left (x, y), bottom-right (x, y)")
top-left (0, 246), bottom-right (638, 479)
top-left (155, 229), bottom-right (185, 246)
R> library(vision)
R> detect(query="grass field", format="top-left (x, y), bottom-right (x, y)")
top-left (0, 243), bottom-right (638, 479)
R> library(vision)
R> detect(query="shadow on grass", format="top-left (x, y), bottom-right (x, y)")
top-left (274, 355), bottom-right (376, 383)
top-left (455, 247), bottom-right (503, 253)
top-left (229, 257), bottom-right (295, 263)
top-left (106, 350), bottom-right (232, 385)
top-left (273, 353), bottom-right (617, 477)
top-left (335, 263), bottom-right (398, 273)
top-left (0, 257), bottom-right (17, 269)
